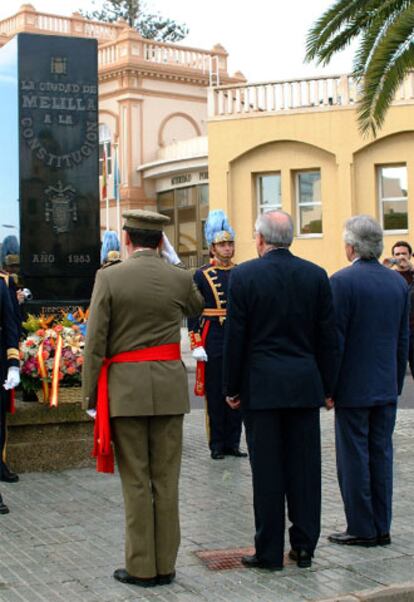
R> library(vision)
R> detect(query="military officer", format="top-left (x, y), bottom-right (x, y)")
top-left (188, 210), bottom-right (246, 460)
top-left (0, 236), bottom-right (22, 483)
top-left (82, 209), bottom-right (204, 588)
top-left (0, 276), bottom-right (20, 513)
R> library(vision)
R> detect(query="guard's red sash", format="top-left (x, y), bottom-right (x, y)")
top-left (93, 343), bottom-right (181, 474)
top-left (6, 390), bottom-right (15, 415)
top-left (194, 321), bottom-right (211, 397)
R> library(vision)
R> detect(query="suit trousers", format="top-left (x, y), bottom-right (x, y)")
top-left (112, 415), bottom-right (184, 578)
top-left (205, 357), bottom-right (242, 452)
top-left (243, 407), bottom-right (321, 566)
top-left (335, 404), bottom-right (396, 538)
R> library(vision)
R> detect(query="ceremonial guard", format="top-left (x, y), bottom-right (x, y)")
top-left (188, 210), bottom-right (246, 460)
top-left (83, 210), bottom-right (203, 587)
top-left (100, 230), bottom-right (122, 267)
top-left (0, 236), bottom-right (22, 483)
top-left (0, 275), bottom-right (20, 513)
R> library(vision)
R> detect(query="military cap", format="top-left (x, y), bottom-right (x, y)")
top-left (205, 210), bottom-right (235, 245)
top-left (122, 209), bottom-right (170, 231)
top-left (4, 254), bottom-right (20, 267)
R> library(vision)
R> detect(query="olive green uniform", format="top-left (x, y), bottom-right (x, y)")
top-left (82, 249), bottom-right (204, 578)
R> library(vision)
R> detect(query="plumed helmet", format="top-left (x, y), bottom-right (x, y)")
top-left (1, 235), bottom-right (20, 268)
top-left (101, 230), bottom-right (121, 264)
top-left (204, 210), bottom-right (235, 246)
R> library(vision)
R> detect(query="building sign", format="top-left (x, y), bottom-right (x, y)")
top-left (171, 174), bottom-right (192, 185)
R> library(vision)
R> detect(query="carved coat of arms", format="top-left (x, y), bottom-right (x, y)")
top-left (44, 181), bottom-right (77, 234)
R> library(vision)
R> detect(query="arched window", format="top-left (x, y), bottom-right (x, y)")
top-left (99, 124), bottom-right (112, 176)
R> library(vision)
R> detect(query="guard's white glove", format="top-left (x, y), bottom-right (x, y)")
top-left (3, 367), bottom-right (20, 390)
top-left (86, 409), bottom-right (97, 420)
top-left (192, 347), bottom-right (208, 362)
top-left (161, 233), bottom-right (181, 265)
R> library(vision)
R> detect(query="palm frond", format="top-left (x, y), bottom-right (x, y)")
top-left (357, 5), bottom-right (414, 134)
top-left (353, 0), bottom-right (412, 76)
top-left (305, 0), bottom-right (394, 64)
top-left (358, 46), bottom-right (414, 135)
top-left (305, 0), bottom-right (372, 62)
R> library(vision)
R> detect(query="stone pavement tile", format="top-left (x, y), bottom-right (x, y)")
top-left (280, 567), bottom-right (381, 600)
top-left (1, 410), bottom-right (414, 601)
top-left (315, 543), bottom-right (404, 570)
top-left (348, 556), bottom-right (414, 585)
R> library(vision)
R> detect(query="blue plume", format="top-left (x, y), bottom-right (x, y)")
top-left (101, 231), bottom-right (120, 264)
top-left (204, 210), bottom-right (234, 246)
top-left (1, 235), bottom-right (20, 266)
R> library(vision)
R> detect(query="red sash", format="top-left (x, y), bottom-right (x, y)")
top-left (6, 390), bottom-right (15, 415)
top-left (93, 343), bottom-right (181, 474)
top-left (194, 321), bottom-right (211, 397)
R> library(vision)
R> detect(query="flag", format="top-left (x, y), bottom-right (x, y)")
top-left (113, 144), bottom-right (120, 201)
top-left (101, 145), bottom-right (107, 199)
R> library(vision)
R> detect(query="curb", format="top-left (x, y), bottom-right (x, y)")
top-left (316, 581), bottom-right (414, 601)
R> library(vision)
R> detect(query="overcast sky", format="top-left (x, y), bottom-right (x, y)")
top-left (0, 0), bottom-right (356, 82)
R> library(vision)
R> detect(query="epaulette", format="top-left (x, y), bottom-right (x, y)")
top-left (199, 264), bottom-right (213, 273)
top-left (0, 271), bottom-right (9, 287)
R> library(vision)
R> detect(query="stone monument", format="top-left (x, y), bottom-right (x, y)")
top-left (0, 33), bottom-right (100, 312)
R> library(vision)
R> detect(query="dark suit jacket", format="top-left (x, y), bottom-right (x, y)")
top-left (223, 248), bottom-right (338, 410)
top-left (330, 259), bottom-right (409, 407)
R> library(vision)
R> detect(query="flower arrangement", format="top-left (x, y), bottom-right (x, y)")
top-left (20, 309), bottom-right (88, 405)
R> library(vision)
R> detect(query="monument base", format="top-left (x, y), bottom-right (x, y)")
top-left (7, 398), bottom-right (94, 473)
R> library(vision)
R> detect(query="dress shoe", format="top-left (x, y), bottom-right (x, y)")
top-left (289, 549), bottom-right (312, 568)
top-left (211, 450), bottom-right (225, 460)
top-left (377, 533), bottom-right (391, 546)
top-left (241, 554), bottom-right (283, 571)
top-left (0, 465), bottom-right (19, 483)
top-left (113, 568), bottom-right (156, 587)
top-left (0, 496), bottom-right (9, 515)
top-left (328, 531), bottom-right (377, 547)
top-left (157, 571), bottom-right (176, 585)
top-left (224, 448), bottom-right (248, 457)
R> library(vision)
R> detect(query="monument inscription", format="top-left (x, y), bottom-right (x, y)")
top-left (17, 33), bottom-right (100, 304)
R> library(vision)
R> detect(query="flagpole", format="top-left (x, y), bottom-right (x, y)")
top-left (114, 142), bottom-right (121, 240)
top-left (102, 144), bottom-right (109, 231)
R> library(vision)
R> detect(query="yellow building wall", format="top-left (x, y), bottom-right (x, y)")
top-left (208, 104), bottom-right (414, 274)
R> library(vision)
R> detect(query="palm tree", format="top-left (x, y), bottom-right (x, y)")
top-left (305, 0), bottom-right (414, 136)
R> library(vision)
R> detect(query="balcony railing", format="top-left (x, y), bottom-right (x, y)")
top-left (98, 32), bottom-right (223, 79)
top-left (208, 73), bottom-right (414, 118)
top-left (0, 6), bottom-right (230, 82)
top-left (0, 6), bottom-right (123, 42)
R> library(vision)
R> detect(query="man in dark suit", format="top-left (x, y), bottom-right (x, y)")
top-left (223, 210), bottom-right (338, 570)
top-left (328, 215), bottom-right (409, 547)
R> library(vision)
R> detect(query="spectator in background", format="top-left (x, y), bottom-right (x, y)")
top-left (383, 241), bottom-right (414, 377)
top-left (329, 216), bottom-right (409, 548)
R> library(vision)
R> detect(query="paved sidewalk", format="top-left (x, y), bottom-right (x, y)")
top-left (1, 409), bottom-right (414, 601)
